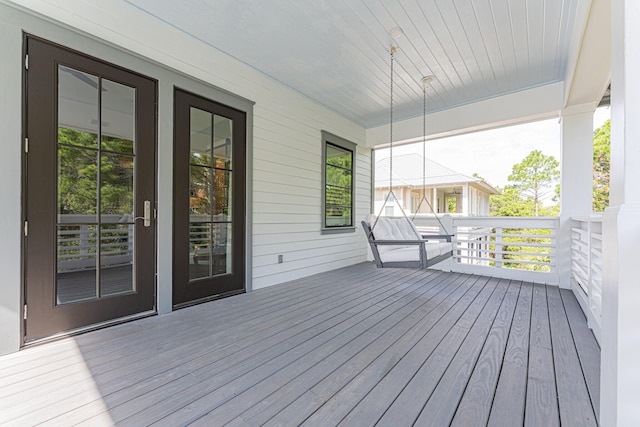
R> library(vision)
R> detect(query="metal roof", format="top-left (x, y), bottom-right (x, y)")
top-left (375, 153), bottom-right (500, 194)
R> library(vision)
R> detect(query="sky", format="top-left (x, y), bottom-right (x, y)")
top-left (376, 107), bottom-right (611, 191)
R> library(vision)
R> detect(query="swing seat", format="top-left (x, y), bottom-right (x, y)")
top-left (362, 218), bottom-right (453, 268)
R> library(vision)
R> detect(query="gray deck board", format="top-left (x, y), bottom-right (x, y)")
top-left (204, 270), bottom-right (462, 427)
top-left (332, 274), bottom-right (490, 427)
top-left (525, 283), bottom-right (560, 427)
top-left (547, 285), bottom-right (598, 426)
top-left (46, 268), bottom-right (428, 425)
top-left (415, 277), bottom-right (509, 426)
top-left (129, 269), bottom-right (445, 426)
top-left (277, 274), bottom-right (486, 427)
top-left (0, 263), bottom-right (601, 426)
top-left (487, 282), bottom-right (534, 426)
top-left (374, 276), bottom-right (503, 426)
top-left (0, 268), bottom-right (390, 404)
top-left (560, 288), bottom-right (601, 422)
top-left (185, 272), bottom-right (469, 427)
top-left (449, 280), bottom-right (522, 427)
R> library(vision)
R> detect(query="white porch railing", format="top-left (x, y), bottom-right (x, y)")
top-left (570, 215), bottom-right (602, 343)
top-left (411, 215), bottom-right (559, 284)
top-left (57, 214), bottom-right (134, 273)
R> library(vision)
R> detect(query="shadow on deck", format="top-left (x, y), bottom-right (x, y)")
top-left (0, 263), bottom-right (600, 426)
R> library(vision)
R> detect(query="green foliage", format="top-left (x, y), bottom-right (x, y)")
top-left (325, 146), bottom-right (353, 226)
top-left (487, 152), bottom-right (558, 272)
top-left (507, 150), bottom-right (560, 216)
top-left (472, 172), bottom-right (486, 182)
top-left (490, 185), bottom-right (535, 217)
top-left (447, 197), bottom-right (457, 213)
top-left (593, 120), bottom-right (610, 212)
top-left (189, 154), bottom-right (231, 216)
top-left (57, 128), bottom-right (133, 216)
top-left (494, 228), bottom-right (552, 272)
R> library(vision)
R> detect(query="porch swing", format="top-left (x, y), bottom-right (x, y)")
top-left (363, 45), bottom-right (454, 269)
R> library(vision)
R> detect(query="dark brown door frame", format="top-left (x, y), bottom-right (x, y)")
top-left (23, 35), bottom-right (158, 343)
top-left (173, 88), bottom-right (246, 308)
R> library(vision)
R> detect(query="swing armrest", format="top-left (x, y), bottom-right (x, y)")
top-left (371, 239), bottom-right (433, 245)
top-left (419, 234), bottom-right (453, 242)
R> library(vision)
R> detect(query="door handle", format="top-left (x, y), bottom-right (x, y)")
top-left (134, 200), bottom-right (152, 227)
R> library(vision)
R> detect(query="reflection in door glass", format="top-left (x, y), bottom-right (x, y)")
top-left (188, 108), bottom-right (233, 280)
top-left (100, 153), bottom-right (134, 217)
top-left (190, 107), bottom-right (212, 167)
top-left (56, 66), bottom-right (137, 304)
top-left (57, 145), bottom-right (98, 219)
top-left (189, 222), bottom-right (211, 280)
top-left (58, 66), bottom-right (99, 148)
top-left (190, 165), bottom-right (212, 215)
top-left (213, 115), bottom-right (233, 168)
top-left (212, 223), bottom-right (232, 276)
top-left (101, 79), bottom-right (135, 154)
top-left (100, 224), bottom-right (134, 297)
top-left (56, 225), bottom-right (98, 304)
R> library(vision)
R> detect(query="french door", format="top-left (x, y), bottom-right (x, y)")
top-left (173, 89), bottom-right (246, 307)
top-left (24, 37), bottom-right (157, 342)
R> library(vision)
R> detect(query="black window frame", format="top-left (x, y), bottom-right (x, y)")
top-left (321, 130), bottom-right (356, 234)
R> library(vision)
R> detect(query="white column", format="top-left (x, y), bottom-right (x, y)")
top-left (601, 1), bottom-right (640, 425)
top-left (432, 187), bottom-right (437, 214)
top-left (558, 105), bottom-right (595, 289)
top-left (462, 184), bottom-right (469, 215)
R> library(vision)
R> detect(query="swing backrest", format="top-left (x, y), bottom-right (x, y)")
top-left (366, 216), bottom-right (424, 261)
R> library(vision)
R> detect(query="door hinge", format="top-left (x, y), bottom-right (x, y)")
top-left (25, 54), bottom-right (28, 70)
top-left (154, 208), bottom-right (157, 219)
top-left (24, 221), bottom-right (28, 237)
top-left (23, 304), bottom-right (27, 320)
top-left (24, 138), bottom-right (29, 154)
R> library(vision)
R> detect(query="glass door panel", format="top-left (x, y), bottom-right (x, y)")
top-left (188, 109), bottom-right (234, 280)
top-left (56, 67), bottom-right (137, 304)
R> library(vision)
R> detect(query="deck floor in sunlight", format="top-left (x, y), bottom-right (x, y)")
top-left (0, 263), bottom-right (600, 426)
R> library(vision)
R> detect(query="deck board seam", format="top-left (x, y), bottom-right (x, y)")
top-left (154, 271), bottom-right (470, 426)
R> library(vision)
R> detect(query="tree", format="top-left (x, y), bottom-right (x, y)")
top-left (325, 150), bottom-right (353, 224)
top-left (593, 120), bottom-right (610, 212)
top-left (57, 128), bottom-right (134, 217)
top-left (447, 197), bottom-right (457, 213)
top-left (490, 185), bottom-right (535, 217)
top-left (507, 150), bottom-right (560, 216)
top-left (472, 172), bottom-right (486, 182)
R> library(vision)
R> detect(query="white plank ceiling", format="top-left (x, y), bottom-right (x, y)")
top-left (124, 0), bottom-right (591, 128)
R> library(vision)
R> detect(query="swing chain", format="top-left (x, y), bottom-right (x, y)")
top-left (389, 45), bottom-right (395, 196)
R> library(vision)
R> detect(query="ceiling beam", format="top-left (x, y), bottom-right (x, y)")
top-left (365, 81), bottom-right (564, 148)
top-left (564, 0), bottom-right (611, 108)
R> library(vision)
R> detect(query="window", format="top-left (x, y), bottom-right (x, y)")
top-left (321, 131), bottom-right (356, 234)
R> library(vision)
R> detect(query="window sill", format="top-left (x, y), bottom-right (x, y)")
top-left (321, 226), bottom-right (356, 235)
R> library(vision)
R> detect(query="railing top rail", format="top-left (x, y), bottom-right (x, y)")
top-left (571, 215), bottom-right (603, 223)
top-left (451, 216), bottom-right (559, 228)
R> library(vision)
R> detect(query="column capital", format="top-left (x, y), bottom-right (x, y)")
top-left (561, 102), bottom-right (597, 118)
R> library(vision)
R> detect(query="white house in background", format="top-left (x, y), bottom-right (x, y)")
top-left (374, 153), bottom-right (500, 217)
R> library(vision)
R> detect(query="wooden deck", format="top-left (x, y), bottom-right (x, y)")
top-left (0, 263), bottom-right (600, 426)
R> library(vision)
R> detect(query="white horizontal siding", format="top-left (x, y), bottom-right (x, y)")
top-left (4, 1), bottom-right (372, 296)
top-left (251, 137), bottom-right (371, 288)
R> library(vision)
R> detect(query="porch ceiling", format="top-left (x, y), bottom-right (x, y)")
top-left (124, 0), bottom-right (595, 128)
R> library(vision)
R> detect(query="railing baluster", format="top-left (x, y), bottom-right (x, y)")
top-left (410, 215), bottom-right (558, 282)
top-left (495, 226), bottom-right (502, 268)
